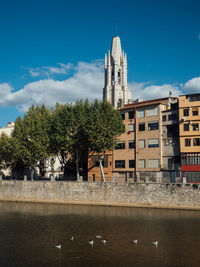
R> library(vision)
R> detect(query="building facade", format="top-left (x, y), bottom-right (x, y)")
top-left (88, 95), bottom-right (181, 183)
top-left (103, 36), bottom-right (132, 108)
top-left (179, 93), bottom-right (200, 182)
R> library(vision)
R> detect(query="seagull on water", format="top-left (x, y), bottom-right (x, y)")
top-left (152, 241), bottom-right (158, 246)
top-left (96, 235), bottom-right (102, 239)
top-left (132, 240), bottom-right (138, 244)
top-left (88, 240), bottom-right (94, 246)
top-left (70, 236), bottom-right (74, 241)
top-left (55, 245), bottom-right (61, 249)
top-left (101, 239), bottom-right (106, 244)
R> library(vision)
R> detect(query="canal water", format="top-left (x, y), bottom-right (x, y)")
top-left (0, 202), bottom-right (200, 267)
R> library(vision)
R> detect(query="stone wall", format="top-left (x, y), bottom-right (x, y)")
top-left (0, 181), bottom-right (200, 210)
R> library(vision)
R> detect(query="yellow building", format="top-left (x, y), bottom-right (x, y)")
top-left (179, 94), bottom-right (200, 182)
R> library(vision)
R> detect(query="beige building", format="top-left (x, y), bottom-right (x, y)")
top-left (113, 96), bottom-right (178, 183)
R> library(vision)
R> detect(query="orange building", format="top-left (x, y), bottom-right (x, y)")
top-left (179, 93), bottom-right (200, 182)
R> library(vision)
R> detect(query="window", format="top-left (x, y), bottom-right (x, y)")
top-left (121, 113), bottom-right (125, 120)
top-left (139, 122), bottom-right (145, 131)
top-left (162, 115), bottom-right (166, 122)
top-left (148, 138), bottom-right (159, 148)
top-left (192, 123), bottom-right (199, 131)
top-left (129, 160), bottom-right (135, 168)
top-left (189, 95), bottom-right (200, 102)
top-left (138, 139), bottom-right (145, 148)
top-left (138, 108), bottom-right (145, 118)
top-left (183, 124), bottom-right (189, 131)
top-left (128, 111), bottom-right (135, 119)
top-left (148, 121), bottom-right (159, 130)
top-left (167, 125), bottom-right (178, 137)
top-left (115, 160), bottom-right (125, 168)
top-left (115, 142), bottom-right (125, 149)
top-left (138, 159), bottom-right (145, 168)
top-left (118, 71), bottom-right (121, 84)
top-left (194, 138), bottom-right (200, 146)
top-left (181, 154), bottom-right (200, 165)
top-left (185, 138), bottom-right (191, 147)
top-left (164, 139), bottom-right (169, 146)
top-left (168, 158), bottom-right (174, 169)
top-left (91, 155), bottom-right (108, 168)
top-left (129, 140), bottom-right (135, 149)
top-left (168, 114), bottom-right (177, 120)
top-left (147, 106), bottom-right (158, 116)
top-left (148, 159), bottom-right (160, 168)
top-left (192, 108), bottom-right (198, 116)
top-left (183, 108), bottom-right (189, 116)
top-left (128, 124), bottom-right (135, 132)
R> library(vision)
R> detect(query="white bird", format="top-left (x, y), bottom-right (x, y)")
top-left (101, 239), bottom-right (106, 244)
top-left (96, 235), bottom-right (102, 239)
top-left (132, 240), bottom-right (138, 244)
top-left (55, 245), bottom-right (61, 249)
top-left (152, 241), bottom-right (158, 246)
top-left (88, 240), bottom-right (94, 246)
top-left (70, 236), bottom-right (74, 241)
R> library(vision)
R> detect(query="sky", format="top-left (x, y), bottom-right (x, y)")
top-left (0, 0), bottom-right (200, 127)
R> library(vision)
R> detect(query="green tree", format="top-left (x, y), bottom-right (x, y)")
top-left (12, 105), bottom-right (51, 178)
top-left (69, 100), bottom-right (90, 180)
top-left (49, 103), bottom-right (75, 177)
top-left (86, 100), bottom-right (124, 181)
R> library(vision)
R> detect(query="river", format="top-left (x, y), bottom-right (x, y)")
top-left (0, 202), bottom-right (200, 266)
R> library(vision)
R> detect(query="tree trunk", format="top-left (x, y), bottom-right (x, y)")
top-left (76, 150), bottom-right (80, 181)
top-left (99, 154), bottom-right (105, 182)
top-left (31, 169), bottom-right (34, 181)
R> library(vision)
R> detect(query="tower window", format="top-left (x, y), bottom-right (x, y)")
top-left (118, 71), bottom-right (121, 84)
top-left (112, 70), bottom-right (114, 85)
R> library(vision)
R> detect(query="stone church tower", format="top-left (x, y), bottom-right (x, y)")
top-left (103, 36), bottom-right (132, 108)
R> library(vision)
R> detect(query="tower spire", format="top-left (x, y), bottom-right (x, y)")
top-left (103, 36), bottom-right (132, 108)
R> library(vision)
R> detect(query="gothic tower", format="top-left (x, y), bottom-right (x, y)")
top-left (103, 36), bottom-right (132, 108)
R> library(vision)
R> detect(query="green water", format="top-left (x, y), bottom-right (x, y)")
top-left (0, 202), bottom-right (200, 266)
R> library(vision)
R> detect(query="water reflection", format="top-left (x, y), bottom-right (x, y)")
top-left (0, 202), bottom-right (199, 266)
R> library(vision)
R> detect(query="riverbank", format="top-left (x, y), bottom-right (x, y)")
top-left (1, 180), bottom-right (200, 211)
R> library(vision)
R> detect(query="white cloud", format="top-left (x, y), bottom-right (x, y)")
top-left (128, 82), bottom-right (182, 101)
top-left (28, 63), bottom-right (73, 77)
top-left (0, 60), bottom-right (199, 113)
top-left (0, 61), bottom-right (104, 112)
top-left (183, 77), bottom-right (200, 93)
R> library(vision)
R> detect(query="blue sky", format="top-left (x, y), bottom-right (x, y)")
top-left (0, 0), bottom-right (200, 126)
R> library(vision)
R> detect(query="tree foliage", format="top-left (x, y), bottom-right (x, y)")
top-left (0, 100), bottom-right (124, 181)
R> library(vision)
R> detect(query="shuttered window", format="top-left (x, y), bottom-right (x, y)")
top-left (148, 159), bottom-right (160, 168)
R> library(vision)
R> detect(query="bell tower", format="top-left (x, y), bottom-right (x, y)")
top-left (103, 36), bottom-right (132, 108)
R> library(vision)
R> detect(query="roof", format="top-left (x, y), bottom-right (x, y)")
top-left (119, 97), bottom-right (178, 111)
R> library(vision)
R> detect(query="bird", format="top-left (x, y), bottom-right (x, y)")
top-left (101, 239), bottom-right (106, 244)
top-left (132, 240), bottom-right (138, 244)
top-left (96, 235), bottom-right (102, 239)
top-left (152, 241), bottom-right (158, 246)
top-left (88, 240), bottom-right (94, 246)
top-left (70, 236), bottom-right (74, 241)
top-left (55, 245), bottom-right (61, 249)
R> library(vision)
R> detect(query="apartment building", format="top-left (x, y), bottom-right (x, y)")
top-left (179, 93), bottom-right (200, 182)
top-left (161, 102), bottom-right (181, 182)
top-left (88, 95), bottom-right (179, 183)
top-left (114, 96), bottom-right (178, 183)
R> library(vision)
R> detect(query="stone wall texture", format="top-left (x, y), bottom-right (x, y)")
top-left (1, 181), bottom-right (200, 210)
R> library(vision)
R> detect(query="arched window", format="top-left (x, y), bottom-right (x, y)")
top-left (112, 70), bottom-right (114, 85)
top-left (118, 71), bottom-right (121, 84)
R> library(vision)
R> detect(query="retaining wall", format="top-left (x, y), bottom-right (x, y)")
top-left (0, 181), bottom-right (200, 210)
